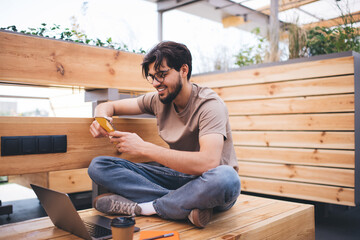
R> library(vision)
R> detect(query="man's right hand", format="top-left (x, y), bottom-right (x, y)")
top-left (89, 118), bottom-right (111, 138)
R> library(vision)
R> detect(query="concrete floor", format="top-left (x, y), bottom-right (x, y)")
top-left (1, 184), bottom-right (360, 239)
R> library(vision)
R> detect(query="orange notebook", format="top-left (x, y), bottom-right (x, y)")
top-left (139, 230), bottom-right (180, 240)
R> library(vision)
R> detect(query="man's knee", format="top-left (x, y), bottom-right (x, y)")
top-left (88, 156), bottom-right (109, 179)
top-left (210, 165), bottom-right (241, 197)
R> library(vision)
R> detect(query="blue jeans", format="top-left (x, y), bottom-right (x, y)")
top-left (88, 156), bottom-right (241, 220)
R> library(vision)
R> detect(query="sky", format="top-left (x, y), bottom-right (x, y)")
top-left (0, 0), bottom-right (258, 74)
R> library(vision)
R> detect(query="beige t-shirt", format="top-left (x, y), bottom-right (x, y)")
top-left (137, 83), bottom-right (238, 172)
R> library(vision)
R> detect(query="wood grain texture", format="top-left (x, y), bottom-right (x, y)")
top-left (230, 113), bottom-right (354, 131)
top-left (0, 194), bottom-right (315, 240)
top-left (238, 161), bottom-right (354, 187)
top-left (226, 94), bottom-right (354, 115)
top-left (0, 31), bottom-right (152, 92)
top-left (8, 169), bottom-right (92, 193)
top-left (192, 56), bottom-right (354, 88)
top-left (212, 204), bottom-right (314, 240)
top-left (0, 117), bottom-right (166, 175)
top-left (235, 146), bottom-right (354, 168)
top-left (232, 131), bottom-right (354, 150)
top-left (241, 177), bottom-right (355, 206)
top-left (214, 75), bottom-right (354, 101)
top-left (48, 168), bottom-right (92, 193)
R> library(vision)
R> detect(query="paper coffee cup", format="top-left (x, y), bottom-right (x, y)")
top-left (111, 216), bottom-right (135, 240)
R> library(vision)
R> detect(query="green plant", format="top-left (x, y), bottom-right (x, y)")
top-left (304, 1), bottom-right (359, 56)
top-left (1, 23), bottom-right (146, 54)
top-left (306, 25), bottom-right (359, 55)
top-left (234, 28), bottom-right (268, 67)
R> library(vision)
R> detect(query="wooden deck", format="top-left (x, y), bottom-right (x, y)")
top-left (0, 194), bottom-right (314, 240)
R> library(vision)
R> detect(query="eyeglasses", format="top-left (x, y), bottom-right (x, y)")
top-left (146, 69), bottom-right (172, 84)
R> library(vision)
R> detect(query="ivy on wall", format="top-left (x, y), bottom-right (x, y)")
top-left (1, 23), bottom-right (146, 54)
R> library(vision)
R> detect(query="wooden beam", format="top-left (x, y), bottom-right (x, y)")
top-left (214, 75), bottom-right (354, 102)
top-left (238, 161), bottom-right (354, 187)
top-left (241, 176), bottom-right (355, 206)
top-left (235, 146), bottom-right (354, 169)
top-left (258, 0), bottom-right (319, 15)
top-left (222, 15), bottom-right (246, 28)
top-left (230, 113), bottom-right (354, 131)
top-left (226, 94), bottom-right (355, 115)
top-left (0, 31), bottom-right (153, 92)
top-left (233, 131), bottom-right (354, 150)
top-left (192, 56), bottom-right (355, 88)
top-left (303, 11), bottom-right (360, 29)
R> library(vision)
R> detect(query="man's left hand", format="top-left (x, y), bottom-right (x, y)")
top-left (109, 131), bottom-right (146, 156)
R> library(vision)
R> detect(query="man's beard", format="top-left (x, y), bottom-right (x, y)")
top-left (159, 75), bottom-right (183, 104)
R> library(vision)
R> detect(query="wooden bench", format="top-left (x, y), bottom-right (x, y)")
top-left (0, 117), bottom-right (315, 240)
top-left (0, 194), bottom-right (314, 240)
top-left (193, 51), bottom-right (360, 206)
top-left (0, 31), bottom-right (315, 239)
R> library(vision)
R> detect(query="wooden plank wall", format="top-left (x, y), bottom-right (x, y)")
top-left (0, 30), bottom-right (152, 92)
top-left (0, 32), bottom-right (358, 205)
top-left (193, 53), bottom-right (357, 206)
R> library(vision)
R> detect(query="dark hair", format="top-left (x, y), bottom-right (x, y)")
top-left (142, 41), bottom-right (192, 80)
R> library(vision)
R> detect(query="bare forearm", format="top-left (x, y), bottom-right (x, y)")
top-left (95, 99), bottom-right (142, 117)
top-left (94, 102), bottom-right (115, 117)
top-left (141, 142), bottom-right (219, 175)
top-left (109, 132), bottom-right (223, 175)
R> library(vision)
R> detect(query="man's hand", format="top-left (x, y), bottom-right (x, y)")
top-left (109, 131), bottom-right (146, 156)
top-left (89, 118), bottom-right (113, 138)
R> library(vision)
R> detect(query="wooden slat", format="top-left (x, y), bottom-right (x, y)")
top-left (303, 11), bottom-right (360, 29)
top-left (137, 195), bottom-right (277, 234)
top-left (0, 195), bottom-right (315, 240)
top-left (258, 0), bottom-right (318, 15)
top-left (226, 94), bottom-right (354, 115)
top-left (214, 75), bottom-right (354, 101)
top-left (241, 176), bottom-right (355, 206)
top-left (0, 31), bottom-right (152, 92)
top-left (0, 117), bottom-right (167, 175)
top-left (213, 205), bottom-right (314, 240)
top-left (235, 146), bottom-right (354, 168)
top-left (238, 161), bottom-right (354, 187)
top-left (179, 202), bottom-right (313, 240)
top-left (232, 131), bottom-right (354, 150)
top-left (192, 56), bottom-right (354, 88)
top-left (8, 168), bottom-right (91, 193)
top-left (8, 172), bottom-right (49, 189)
top-left (49, 168), bottom-right (92, 193)
top-left (230, 113), bottom-right (354, 131)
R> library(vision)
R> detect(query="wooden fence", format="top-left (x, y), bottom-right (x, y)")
top-left (193, 51), bottom-right (359, 206)
top-left (0, 31), bottom-right (358, 205)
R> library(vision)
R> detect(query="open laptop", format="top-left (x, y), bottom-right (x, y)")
top-left (31, 184), bottom-right (139, 240)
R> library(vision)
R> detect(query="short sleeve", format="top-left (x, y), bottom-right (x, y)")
top-left (198, 99), bottom-right (228, 139)
top-left (137, 92), bottom-right (157, 115)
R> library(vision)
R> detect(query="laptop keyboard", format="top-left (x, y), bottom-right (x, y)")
top-left (83, 220), bottom-right (112, 238)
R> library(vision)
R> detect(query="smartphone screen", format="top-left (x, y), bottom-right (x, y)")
top-left (95, 117), bottom-right (116, 132)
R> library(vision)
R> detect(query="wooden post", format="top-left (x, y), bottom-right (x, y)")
top-left (158, 11), bottom-right (163, 42)
top-left (269, 0), bottom-right (280, 62)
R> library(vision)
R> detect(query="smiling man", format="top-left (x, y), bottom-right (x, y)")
top-left (88, 41), bottom-right (240, 228)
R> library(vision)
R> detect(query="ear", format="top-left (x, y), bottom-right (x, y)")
top-left (180, 64), bottom-right (189, 78)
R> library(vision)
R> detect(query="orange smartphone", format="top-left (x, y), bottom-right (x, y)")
top-left (95, 117), bottom-right (116, 132)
